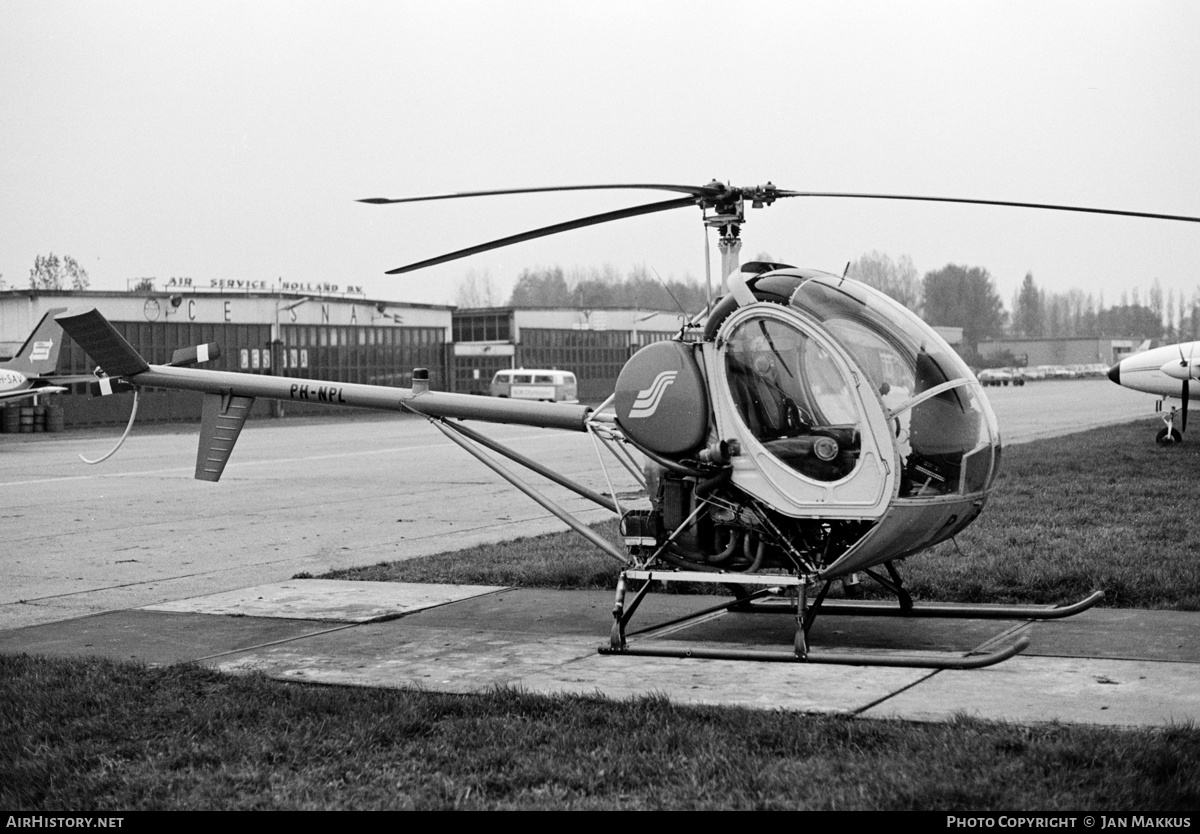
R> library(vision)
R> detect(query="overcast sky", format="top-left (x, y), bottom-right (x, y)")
top-left (3, 0), bottom-right (1198, 312)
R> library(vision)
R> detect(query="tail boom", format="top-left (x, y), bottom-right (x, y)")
top-left (132, 364), bottom-right (592, 431)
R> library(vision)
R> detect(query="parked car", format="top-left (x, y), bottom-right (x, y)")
top-left (978, 368), bottom-right (1024, 386)
top-left (489, 369), bottom-right (579, 403)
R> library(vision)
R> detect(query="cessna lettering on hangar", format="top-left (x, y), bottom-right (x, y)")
top-left (57, 181), bottom-right (1200, 667)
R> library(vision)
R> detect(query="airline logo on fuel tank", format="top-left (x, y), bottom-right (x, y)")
top-left (627, 371), bottom-right (678, 418)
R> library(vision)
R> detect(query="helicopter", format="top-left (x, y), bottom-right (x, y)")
top-left (56, 180), bottom-right (1200, 669)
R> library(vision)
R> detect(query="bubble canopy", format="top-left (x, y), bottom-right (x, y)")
top-left (755, 270), bottom-right (1002, 499)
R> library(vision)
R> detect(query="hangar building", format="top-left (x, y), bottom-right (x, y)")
top-left (1, 287), bottom-right (452, 426)
top-left (976, 336), bottom-right (1138, 367)
top-left (0, 288), bottom-right (684, 428)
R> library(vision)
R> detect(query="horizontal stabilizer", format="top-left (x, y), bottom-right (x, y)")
top-left (195, 391), bottom-right (255, 482)
top-left (170, 343), bottom-right (220, 367)
top-left (55, 309), bottom-right (150, 378)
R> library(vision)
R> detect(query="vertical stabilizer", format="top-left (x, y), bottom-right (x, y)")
top-left (195, 392), bottom-right (255, 482)
top-left (4, 308), bottom-right (68, 375)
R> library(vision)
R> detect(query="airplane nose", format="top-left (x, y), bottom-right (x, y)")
top-left (1107, 362), bottom-right (1121, 385)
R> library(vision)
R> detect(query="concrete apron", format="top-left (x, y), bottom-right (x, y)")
top-left (2, 580), bottom-right (1196, 728)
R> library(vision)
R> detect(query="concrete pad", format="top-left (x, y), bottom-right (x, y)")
top-left (669, 608), bottom-right (1025, 654)
top-left (0, 609), bottom-right (341, 666)
top-left (864, 655), bottom-right (1200, 727)
top-left (406, 587), bottom-right (724, 637)
top-left (1024, 608), bottom-right (1200, 663)
top-left (209, 618), bottom-right (933, 714)
top-left (213, 623), bottom-right (601, 692)
top-left (515, 651), bottom-right (934, 713)
top-left (141, 579), bottom-right (507, 622)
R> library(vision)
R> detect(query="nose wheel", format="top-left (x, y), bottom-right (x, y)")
top-left (1157, 427), bottom-right (1184, 445)
top-left (1157, 406), bottom-right (1185, 445)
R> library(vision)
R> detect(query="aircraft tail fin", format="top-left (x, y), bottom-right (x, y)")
top-left (55, 309), bottom-right (151, 378)
top-left (195, 392), bottom-right (255, 482)
top-left (4, 307), bottom-right (69, 375)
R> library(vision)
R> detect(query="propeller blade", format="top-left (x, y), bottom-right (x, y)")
top-left (1183, 380), bottom-right (1189, 434)
top-left (383, 195), bottom-right (700, 274)
top-left (360, 183), bottom-right (720, 205)
top-left (775, 192), bottom-right (1200, 224)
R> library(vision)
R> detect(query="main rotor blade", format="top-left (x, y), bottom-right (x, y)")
top-left (361, 183), bottom-right (718, 206)
top-left (384, 195), bottom-right (700, 274)
top-left (775, 191), bottom-right (1200, 224)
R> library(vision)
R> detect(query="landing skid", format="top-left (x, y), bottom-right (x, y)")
top-left (600, 567), bottom-right (1104, 669)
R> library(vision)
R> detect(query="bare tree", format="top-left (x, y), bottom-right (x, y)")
top-left (455, 269), bottom-right (499, 308)
top-left (29, 253), bottom-right (90, 290)
top-left (847, 251), bottom-right (922, 311)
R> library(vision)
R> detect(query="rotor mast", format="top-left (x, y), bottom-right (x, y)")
top-left (705, 201), bottom-right (744, 293)
top-left (701, 181), bottom-right (785, 293)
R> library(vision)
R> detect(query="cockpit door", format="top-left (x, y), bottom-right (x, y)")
top-left (709, 304), bottom-right (897, 520)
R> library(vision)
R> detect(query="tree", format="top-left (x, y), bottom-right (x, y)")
top-left (1012, 272), bottom-right (1043, 337)
top-left (504, 263), bottom-right (709, 312)
top-left (1149, 279), bottom-right (1163, 326)
top-left (847, 251), bottom-right (922, 311)
top-left (29, 253), bottom-right (90, 290)
top-left (922, 264), bottom-right (1007, 350)
top-left (1097, 305), bottom-right (1163, 341)
top-left (508, 266), bottom-right (572, 307)
top-left (29, 253), bottom-right (61, 289)
top-left (455, 269), bottom-right (499, 308)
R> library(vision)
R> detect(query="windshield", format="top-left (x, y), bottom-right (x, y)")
top-left (787, 274), bottom-right (1000, 498)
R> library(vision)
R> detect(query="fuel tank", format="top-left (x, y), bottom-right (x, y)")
top-left (614, 340), bottom-right (708, 455)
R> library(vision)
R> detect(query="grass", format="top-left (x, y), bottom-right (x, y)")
top-left (4, 419), bottom-right (1200, 810)
top-left (2, 654), bottom-right (1197, 811)
top-left (324, 420), bottom-right (1200, 611)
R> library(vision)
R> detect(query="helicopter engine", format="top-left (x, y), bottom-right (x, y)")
top-left (620, 460), bottom-right (875, 575)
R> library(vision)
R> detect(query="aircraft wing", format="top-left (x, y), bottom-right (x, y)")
top-left (0, 385), bottom-right (68, 403)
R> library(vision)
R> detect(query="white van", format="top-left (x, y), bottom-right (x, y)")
top-left (489, 369), bottom-right (579, 403)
